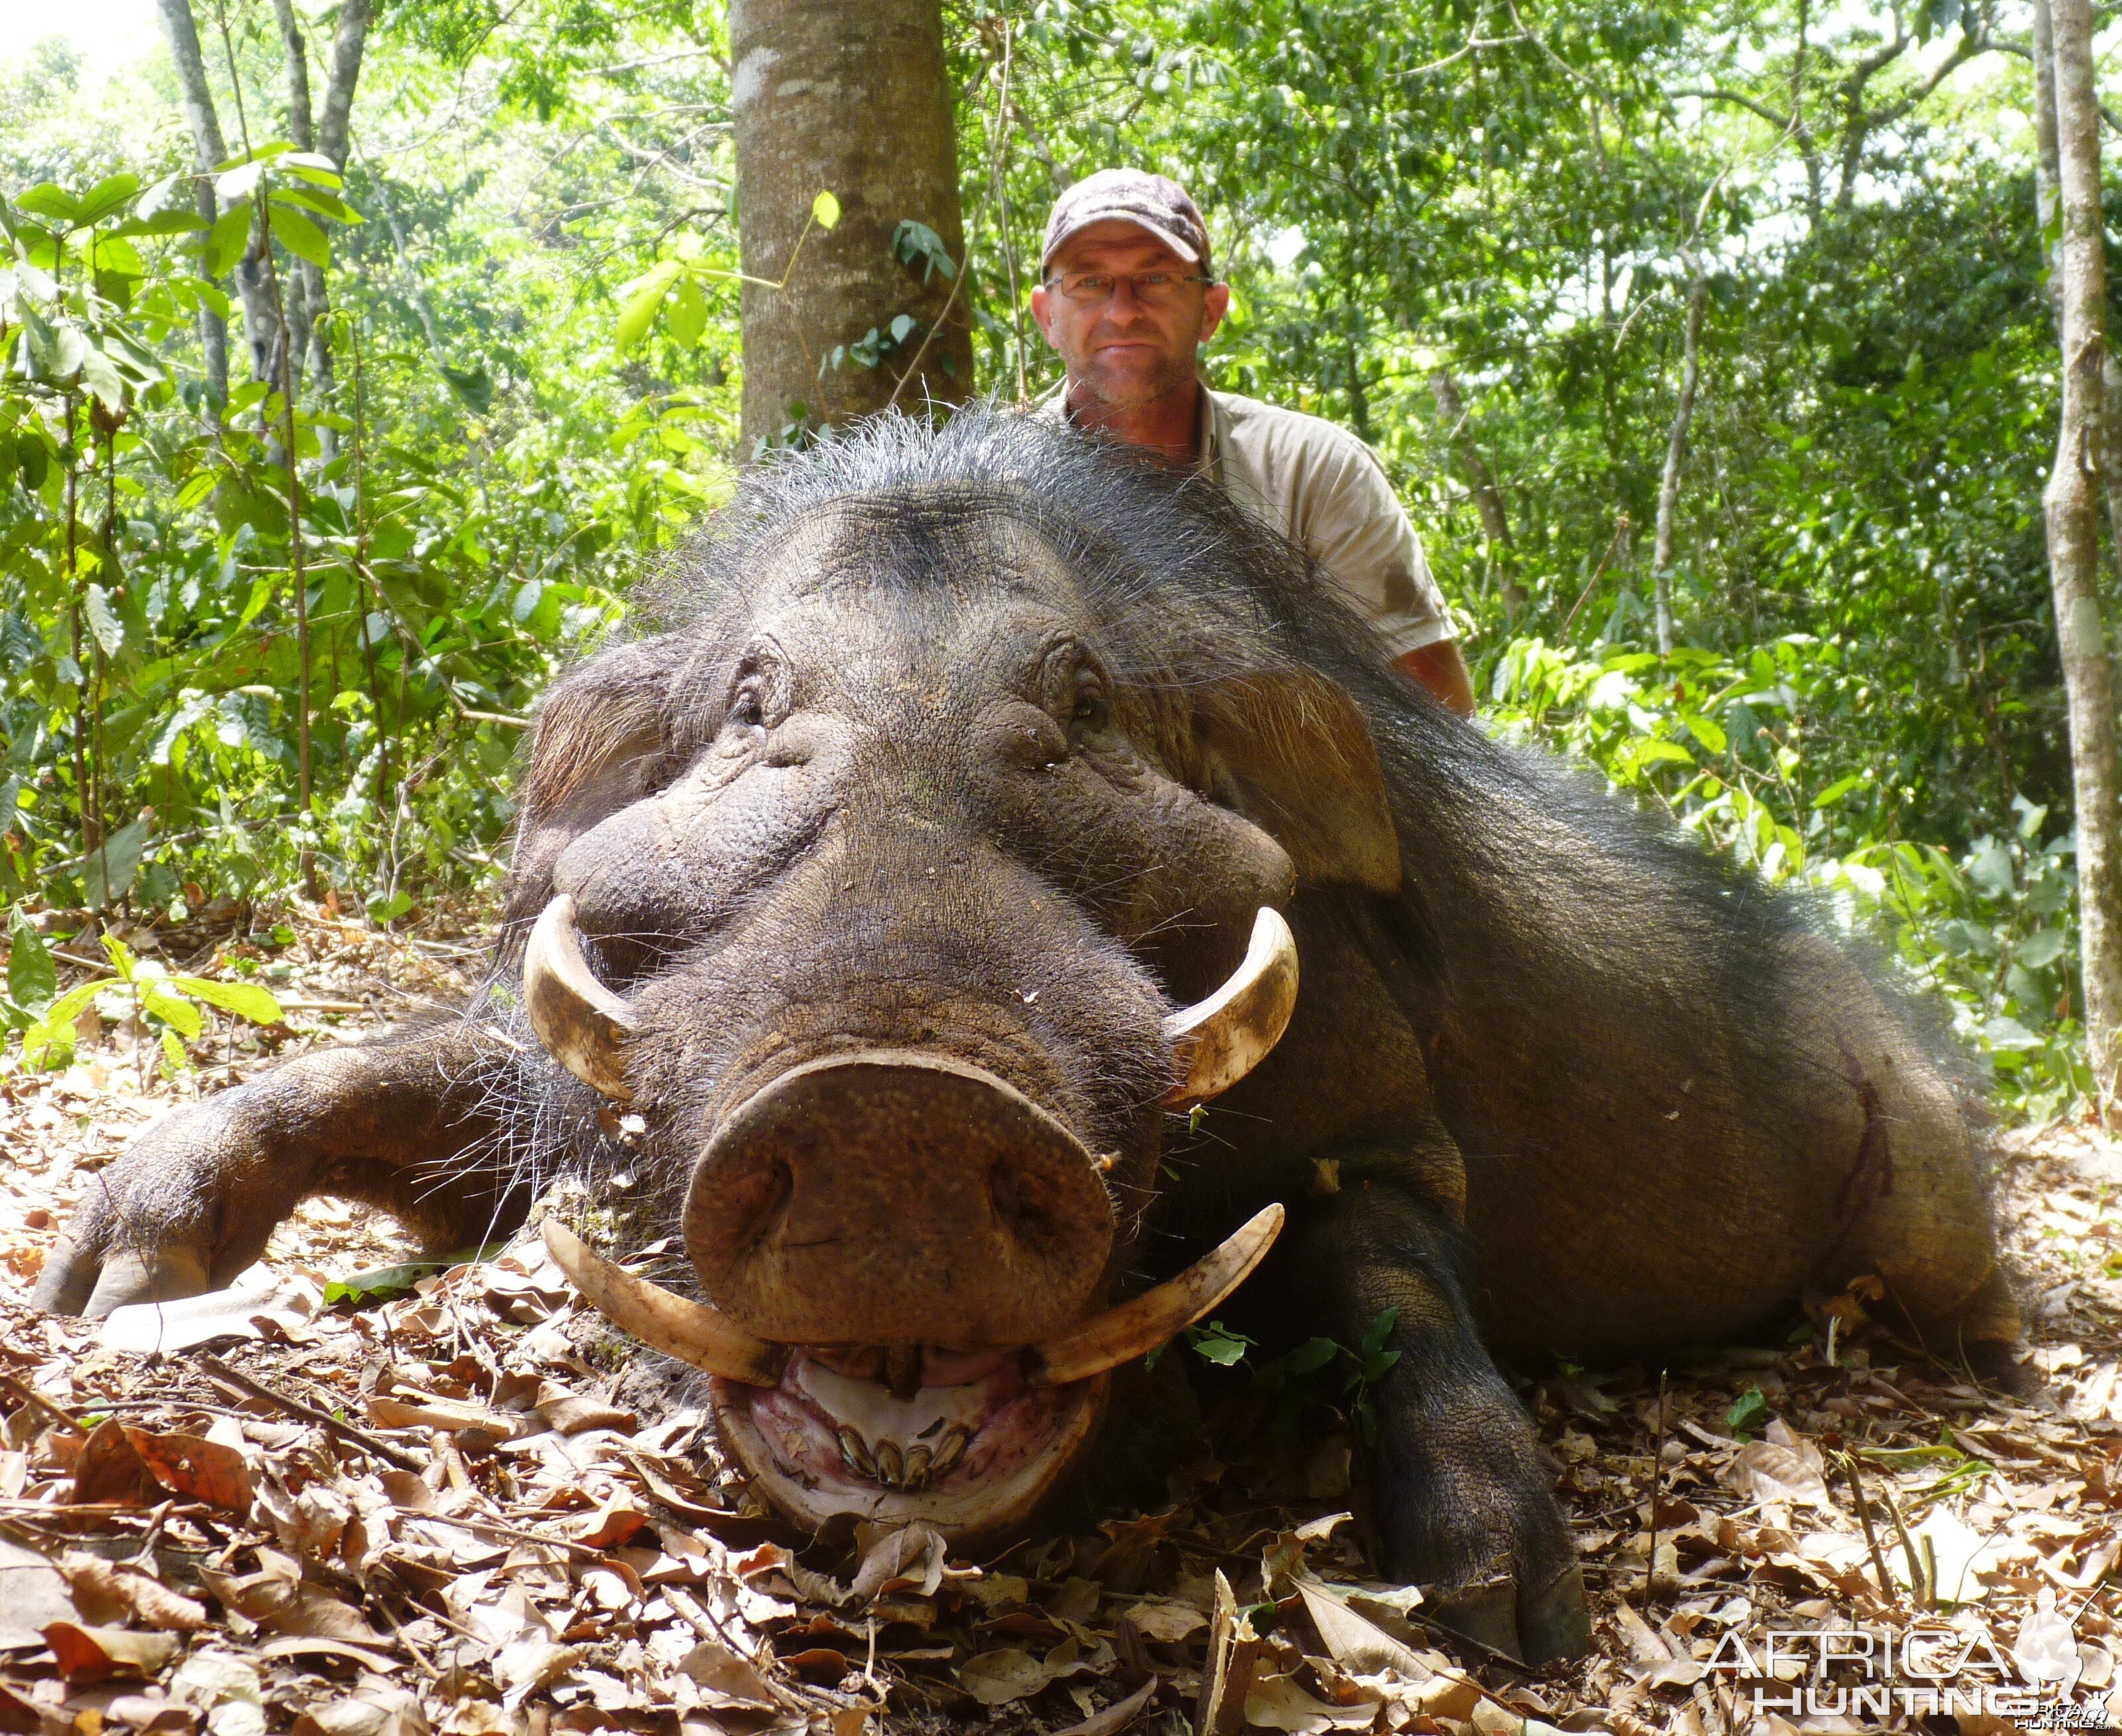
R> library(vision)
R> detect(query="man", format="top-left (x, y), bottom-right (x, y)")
top-left (1030, 169), bottom-right (1476, 716)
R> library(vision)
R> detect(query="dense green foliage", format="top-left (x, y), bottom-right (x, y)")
top-left (0, 0), bottom-right (2096, 1112)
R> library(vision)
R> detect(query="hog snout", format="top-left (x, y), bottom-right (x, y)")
top-left (681, 1050), bottom-right (1115, 1348)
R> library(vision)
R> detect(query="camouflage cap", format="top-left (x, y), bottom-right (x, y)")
top-left (1040, 169), bottom-right (1213, 277)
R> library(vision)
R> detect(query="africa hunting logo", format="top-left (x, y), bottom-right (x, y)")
top-left (1702, 1592), bottom-right (2114, 1726)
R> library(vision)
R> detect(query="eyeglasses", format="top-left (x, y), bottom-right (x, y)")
top-left (1042, 270), bottom-right (1214, 305)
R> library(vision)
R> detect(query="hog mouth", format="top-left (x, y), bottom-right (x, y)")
top-left (707, 1347), bottom-right (1108, 1535)
top-left (542, 1206), bottom-right (1283, 1537)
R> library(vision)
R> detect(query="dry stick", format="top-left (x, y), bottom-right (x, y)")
top-left (344, 314), bottom-right (390, 804)
top-left (0, 1374), bottom-right (88, 1435)
top-left (1558, 513), bottom-right (1633, 640)
top-left (192, 1351), bottom-right (421, 1472)
top-left (1836, 1451), bottom-right (1900, 1605)
top-left (1644, 1366), bottom-right (1669, 1604)
top-left (987, 21), bottom-right (1028, 404)
top-left (256, 232), bottom-right (314, 876)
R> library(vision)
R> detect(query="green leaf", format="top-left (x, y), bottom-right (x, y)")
top-left (84, 584), bottom-right (125, 657)
top-left (82, 818), bottom-right (151, 909)
top-left (21, 979), bottom-right (107, 1069)
top-left (7, 909), bottom-right (55, 1011)
top-left (1727, 1385), bottom-right (1770, 1440)
top-left (214, 161), bottom-right (266, 204)
top-left (270, 185), bottom-right (363, 226)
top-left (615, 261), bottom-right (683, 349)
top-left (812, 190), bottom-right (841, 230)
top-left (75, 173), bottom-right (141, 226)
top-left (323, 1241), bottom-right (509, 1306)
top-left (139, 983), bottom-right (204, 1040)
top-left (204, 198), bottom-right (254, 277)
top-left (167, 975), bottom-right (284, 1026)
top-left (268, 204), bottom-right (330, 268)
top-left (668, 274), bottom-right (709, 349)
top-left (15, 184), bottom-right (80, 226)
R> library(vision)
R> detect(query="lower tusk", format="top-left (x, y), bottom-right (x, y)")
top-left (524, 895), bottom-right (638, 1102)
top-left (1161, 907), bottom-right (1299, 1106)
top-left (542, 1220), bottom-right (785, 1386)
top-left (1024, 1203), bottom-right (1285, 1388)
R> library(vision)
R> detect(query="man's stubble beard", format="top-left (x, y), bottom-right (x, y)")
top-left (1070, 339), bottom-right (1201, 416)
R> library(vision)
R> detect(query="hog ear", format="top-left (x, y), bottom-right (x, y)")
top-left (502, 639), bottom-right (680, 933)
top-left (1194, 671), bottom-right (1403, 894)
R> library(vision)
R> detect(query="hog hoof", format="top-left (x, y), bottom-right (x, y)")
top-left (1426, 1563), bottom-right (1590, 1669)
top-left (31, 1239), bottom-right (214, 1318)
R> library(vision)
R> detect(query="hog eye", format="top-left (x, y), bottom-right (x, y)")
top-left (728, 686), bottom-right (766, 730)
top-left (1072, 688), bottom-right (1109, 730)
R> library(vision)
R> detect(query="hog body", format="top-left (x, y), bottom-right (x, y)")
top-left (34, 410), bottom-right (2019, 1666)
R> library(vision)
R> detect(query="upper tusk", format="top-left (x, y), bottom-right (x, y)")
top-left (1161, 907), bottom-right (1299, 1106)
top-left (1024, 1203), bottom-right (1285, 1388)
top-left (542, 1220), bottom-right (786, 1387)
top-left (525, 895), bottom-right (638, 1101)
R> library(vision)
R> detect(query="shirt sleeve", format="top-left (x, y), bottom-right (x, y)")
top-left (1300, 438), bottom-right (1457, 658)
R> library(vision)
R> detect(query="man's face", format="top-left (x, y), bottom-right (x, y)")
top-left (1030, 221), bottom-right (1231, 415)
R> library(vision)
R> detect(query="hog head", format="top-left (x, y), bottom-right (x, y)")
top-left (509, 496), bottom-right (1396, 1543)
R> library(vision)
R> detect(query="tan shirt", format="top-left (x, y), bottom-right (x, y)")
top-left (1036, 383), bottom-right (1456, 656)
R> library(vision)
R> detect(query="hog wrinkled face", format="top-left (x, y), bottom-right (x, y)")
top-left (513, 494), bottom-right (1340, 1538)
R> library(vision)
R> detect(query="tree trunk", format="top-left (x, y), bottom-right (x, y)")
top-left (272, 0), bottom-right (321, 394)
top-left (154, 0), bottom-right (230, 410)
top-left (1428, 368), bottom-right (1525, 617)
top-left (2041, 0), bottom-right (2122, 1108)
top-left (1651, 260), bottom-right (1708, 657)
top-left (728, 0), bottom-right (973, 447)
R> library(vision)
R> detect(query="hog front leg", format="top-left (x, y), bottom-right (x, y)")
top-left (1276, 1172), bottom-right (1590, 1668)
top-left (32, 1024), bottom-right (527, 1317)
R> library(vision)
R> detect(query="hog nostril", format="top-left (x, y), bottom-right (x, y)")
top-left (988, 1158), bottom-right (1062, 1251)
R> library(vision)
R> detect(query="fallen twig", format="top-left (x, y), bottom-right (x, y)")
top-left (194, 1352), bottom-right (422, 1472)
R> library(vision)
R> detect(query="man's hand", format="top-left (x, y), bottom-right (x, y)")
top-left (1396, 641), bottom-right (1476, 718)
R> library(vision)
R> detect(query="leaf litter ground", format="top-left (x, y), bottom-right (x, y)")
top-left (3, 902), bottom-right (2119, 1735)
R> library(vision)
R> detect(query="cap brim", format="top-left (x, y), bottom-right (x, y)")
top-left (1041, 208), bottom-right (1200, 269)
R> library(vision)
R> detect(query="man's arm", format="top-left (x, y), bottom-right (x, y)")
top-left (1396, 641), bottom-right (1475, 717)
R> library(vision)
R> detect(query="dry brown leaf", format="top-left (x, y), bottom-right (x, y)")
top-left (1122, 1599), bottom-right (1206, 1645)
top-left (1295, 1581), bottom-right (1430, 1679)
top-left (959, 1646), bottom-right (1059, 1707)
top-left (1052, 1679), bottom-right (1158, 1736)
top-left (532, 1381), bottom-right (635, 1436)
top-left (1242, 1670), bottom-right (1378, 1733)
top-left (0, 1538), bottom-right (77, 1648)
top-left (848, 1520), bottom-right (949, 1602)
top-left (41, 1622), bottom-right (181, 1682)
top-left (58, 1551), bottom-right (208, 1632)
top-left (123, 1426), bottom-right (255, 1513)
top-left (678, 1642), bottom-right (779, 1708)
top-left (72, 1416), bottom-right (155, 1506)
top-left (288, 1688), bottom-right (428, 1736)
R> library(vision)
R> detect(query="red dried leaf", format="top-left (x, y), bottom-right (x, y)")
top-left (72, 1417), bottom-right (155, 1506)
top-left (41, 1622), bottom-right (179, 1683)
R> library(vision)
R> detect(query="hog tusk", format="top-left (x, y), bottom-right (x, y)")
top-left (1024, 1203), bottom-right (1284, 1388)
top-left (542, 1220), bottom-right (786, 1387)
top-left (525, 895), bottom-right (638, 1101)
top-left (1161, 906), bottom-right (1299, 1106)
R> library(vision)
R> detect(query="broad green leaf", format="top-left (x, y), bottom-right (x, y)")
top-left (614, 260), bottom-right (682, 349)
top-left (75, 173), bottom-right (141, 226)
top-left (268, 204), bottom-right (330, 268)
top-left (167, 975), bottom-right (284, 1026)
top-left (668, 274), bottom-right (709, 348)
top-left (15, 184), bottom-right (79, 225)
top-left (84, 584), bottom-right (125, 657)
top-left (22, 979), bottom-right (107, 1069)
top-left (270, 185), bottom-right (363, 226)
top-left (204, 199), bottom-right (253, 277)
top-left (214, 161), bottom-right (266, 203)
top-left (82, 819), bottom-right (151, 909)
top-left (811, 190), bottom-right (841, 230)
top-left (139, 983), bottom-right (204, 1040)
top-left (7, 909), bottom-right (55, 1011)
top-left (323, 1242), bottom-right (508, 1306)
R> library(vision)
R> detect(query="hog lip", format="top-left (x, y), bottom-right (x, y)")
top-left (708, 1352), bottom-right (1110, 1539)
